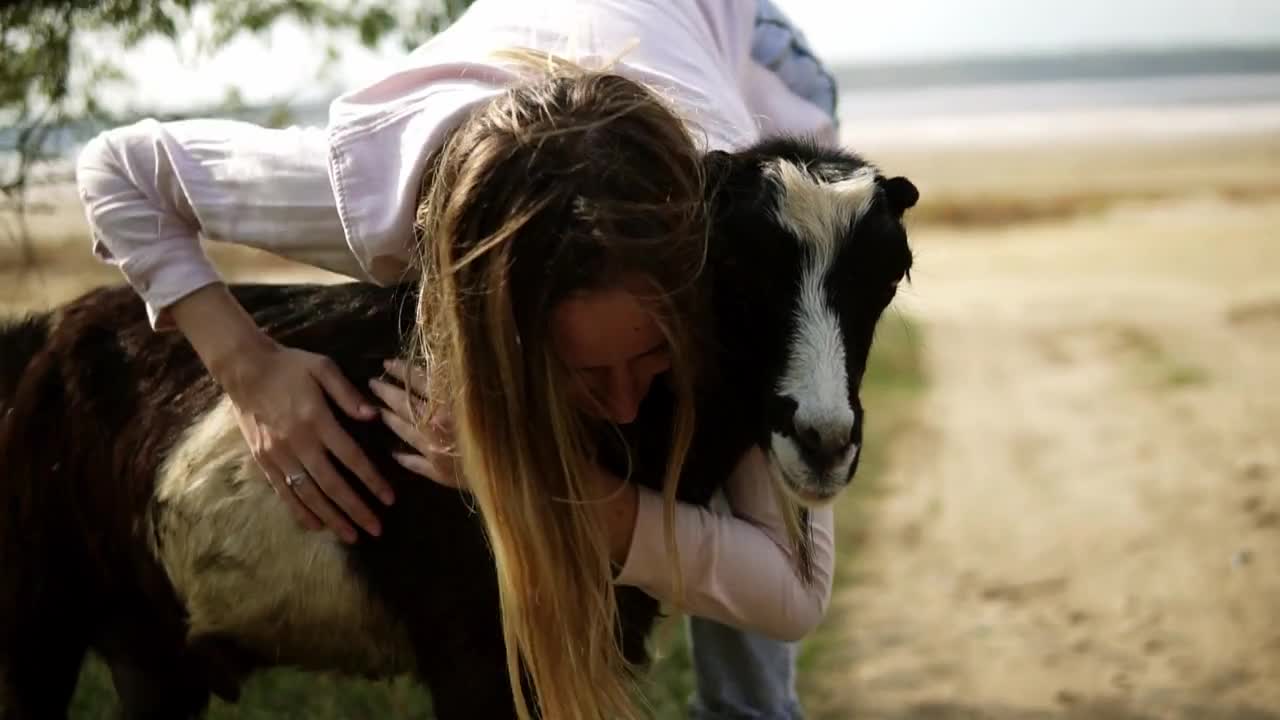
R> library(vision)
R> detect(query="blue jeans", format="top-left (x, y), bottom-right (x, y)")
top-left (749, 0), bottom-right (839, 124)
top-left (687, 616), bottom-right (804, 720)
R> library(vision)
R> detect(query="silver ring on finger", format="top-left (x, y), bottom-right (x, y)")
top-left (285, 470), bottom-right (311, 490)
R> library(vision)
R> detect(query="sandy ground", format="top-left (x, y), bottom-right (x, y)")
top-left (812, 132), bottom-right (1280, 719)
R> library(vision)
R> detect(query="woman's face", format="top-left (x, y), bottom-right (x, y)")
top-left (550, 276), bottom-right (672, 425)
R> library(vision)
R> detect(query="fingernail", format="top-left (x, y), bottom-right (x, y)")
top-left (380, 490), bottom-right (395, 505)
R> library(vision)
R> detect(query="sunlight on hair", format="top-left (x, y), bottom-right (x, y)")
top-left (406, 56), bottom-right (710, 720)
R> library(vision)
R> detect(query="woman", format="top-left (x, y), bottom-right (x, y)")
top-left (75, 1), bottom-right (839, 718)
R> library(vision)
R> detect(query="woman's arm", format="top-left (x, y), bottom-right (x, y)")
top-left (612, 448), bottom-right (835, 642)
top-left (76, 117), bottom-right (396, 539)
top-left (372, 362), bottom-right (835, 642)
top-left (76, 117), bottom-right (372, 329)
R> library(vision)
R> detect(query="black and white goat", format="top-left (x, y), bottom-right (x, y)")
top-left (0, 137), bottom-right (917, 719)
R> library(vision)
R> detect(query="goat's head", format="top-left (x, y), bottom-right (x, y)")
top-left (708, 137), bottom-right (918, 507)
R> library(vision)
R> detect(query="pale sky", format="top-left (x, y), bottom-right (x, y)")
top-left (782, 0), bottom-right (1280, 62)
top-left (102, 0), bottom-right (1280, 114)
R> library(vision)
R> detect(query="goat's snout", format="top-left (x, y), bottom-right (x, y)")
top-left (793, 417), bottom-right (855, 469)
top-left (772, 394), bottom-right (860, 473)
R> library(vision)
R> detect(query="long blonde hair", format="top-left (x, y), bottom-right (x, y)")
top-left (411, 64), bottom-right (708, 720)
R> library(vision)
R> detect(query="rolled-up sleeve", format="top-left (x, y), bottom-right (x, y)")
top-left (76, 118), bottom-right (364, 329)
top-left (614, 448), bottom-right (836, 642)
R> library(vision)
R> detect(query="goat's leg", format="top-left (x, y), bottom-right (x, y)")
top-left (103, 657), bottom-right (211, 720)
top-left (419, 651), bottom-right (520, 720)
top-left (94, 617), bottom-right (227, 720)
top-left (0, 627), bottom-right (89, 720)
top-left (408, 608), bottom-right (521, 719)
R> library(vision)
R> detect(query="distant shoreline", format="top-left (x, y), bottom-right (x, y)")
top-left (830, 44), bottom-right (1280, 91)
top-left (830, 46), bottom-right (1280, 150)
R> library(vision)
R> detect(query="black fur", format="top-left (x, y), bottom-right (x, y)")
top-left (0, 316), bottom-right (48, 411)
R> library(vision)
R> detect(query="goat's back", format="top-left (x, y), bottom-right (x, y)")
top-left (0, 283), bottom-right (492, 678)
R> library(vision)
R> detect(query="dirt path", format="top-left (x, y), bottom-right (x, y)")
top-left (815, 176), bottom-right (1280, 718)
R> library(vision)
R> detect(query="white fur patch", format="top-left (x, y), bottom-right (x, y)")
top-left (150, 398), bottom-right (414, 674)
top-left (767, 160), bottom-right (878, 257)
top-left (766, 160), bottom-right (875, 494)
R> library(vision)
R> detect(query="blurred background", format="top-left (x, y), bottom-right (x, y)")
top-left (3, 1), bottom-right (1278, 718)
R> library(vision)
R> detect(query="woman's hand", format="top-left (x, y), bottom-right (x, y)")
top-left (221, 344), bottom-right (394, 543)
top-left (169, 284), bottom-right (394, 544)
top-left (370, 359), bottom-right (634, 563)
top-left (369, 359), bottom-right (463, 488)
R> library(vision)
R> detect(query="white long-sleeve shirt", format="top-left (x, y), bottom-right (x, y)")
top-left (76, 0), bottom-right (837, 642)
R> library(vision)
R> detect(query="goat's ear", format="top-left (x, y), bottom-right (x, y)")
top-left (881, 176), bottom-right (919, 215)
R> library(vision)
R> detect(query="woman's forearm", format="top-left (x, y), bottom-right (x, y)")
top-left (586, 466), bottom-right (640, 567)
top-left (611, 450), bottom-right (836, 642)
top-left (167, 283), bottom-right (278, 388)
top-left (76, 117), bottom-right (359, 330)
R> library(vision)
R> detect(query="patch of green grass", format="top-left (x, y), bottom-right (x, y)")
top-left (635, 618), bottom-right (697, 717)
top-left (70, 656), bottom-right (432, 720)
top-left (1107, 324), bottom-right (1210, 391)
top-left (68, 658), bottom-right (116, 719)
top-left (66, 316), bottom-right (925, 720)
top-left (1160, 363), bottom-right (1209, 388)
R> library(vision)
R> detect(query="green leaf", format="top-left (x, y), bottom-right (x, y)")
top-left (0, 0), bottom-right (478, 250)
top-left (357, 6), bottom-right (395, 48)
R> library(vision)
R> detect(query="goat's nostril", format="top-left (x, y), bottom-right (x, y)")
top-left (837, 425), bottom-right (853, 450)
top-left (793, 421), bottom-right (855, 467)
top-left (798, 426), bottom-right (823, 454)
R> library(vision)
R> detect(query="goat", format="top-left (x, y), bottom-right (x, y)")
top-left (0, 137), bottom-right (918, 719)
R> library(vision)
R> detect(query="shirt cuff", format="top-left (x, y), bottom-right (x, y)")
top-left (116, 241), bottom-right (224, 330)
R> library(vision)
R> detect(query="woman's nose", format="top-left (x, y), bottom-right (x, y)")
top-left (602, 368), bottom-right (647, 425)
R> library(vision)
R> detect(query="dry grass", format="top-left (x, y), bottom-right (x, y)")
top-left (866, 130), bottom-right (1280, 229)
top-left (910, 182), bottom-right (1280, 229)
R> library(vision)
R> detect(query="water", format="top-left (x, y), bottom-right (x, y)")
top-left (840, 71), bottom-right (1280, 120)
top-left (837, 72), bottom-right (1280, 148)
top-left (831, 47), bottom-right (1280, 147)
